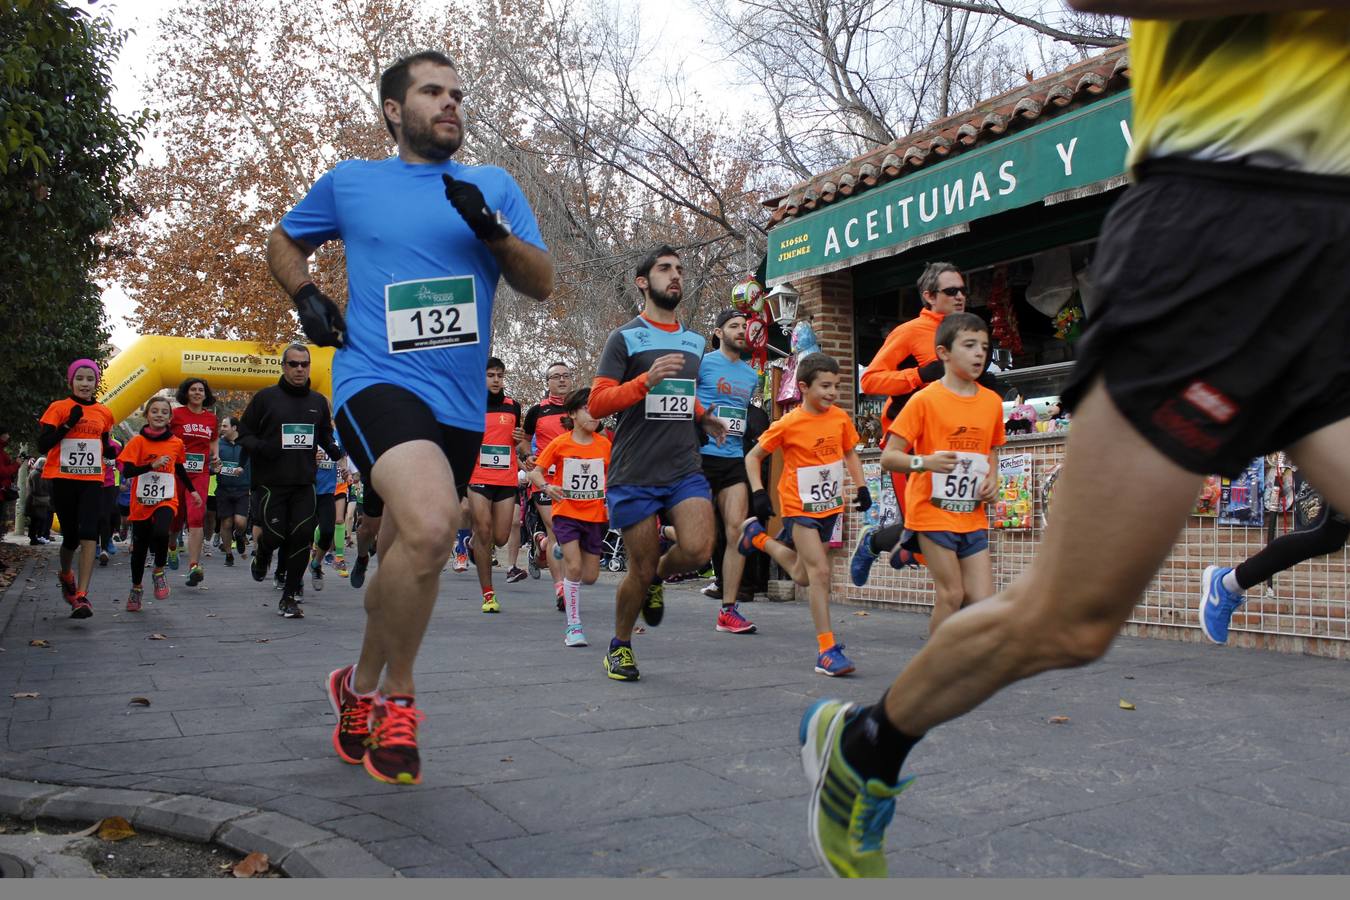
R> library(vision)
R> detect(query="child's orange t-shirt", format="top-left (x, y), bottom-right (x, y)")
top-left (40, 398), bottom-right (116, 482)
top-left (119, 434), bottom-right (187, 521)
top-left (889, 381), bottom-right (1006, 534)
top-left (755, 405), bottom-right (860, 519)
top-left (533, 431), bottom-right (613, 524)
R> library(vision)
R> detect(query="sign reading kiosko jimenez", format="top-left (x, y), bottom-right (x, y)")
top-left (766, 91), bottom-right (1132, 284)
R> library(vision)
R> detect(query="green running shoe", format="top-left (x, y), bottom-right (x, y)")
top-left (798, 698), bottom-right (916, 878)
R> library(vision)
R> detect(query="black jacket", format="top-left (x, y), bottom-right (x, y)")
top-left (236, 377), bottom-right (340, 487)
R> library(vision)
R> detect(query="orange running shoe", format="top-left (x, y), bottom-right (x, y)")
top-left (325, 665), bottom-right (373, 765)
top-left (58, 570), bottom-right (77, 604)
top-left (363, 695), bottom-right (424, 785)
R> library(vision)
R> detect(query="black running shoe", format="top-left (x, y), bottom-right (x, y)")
top-left (604, 645), bottom-right (639, 681)
top-left (641, 582), bottom-right (665, 627)
top-left (280, 595), bottom-right (303, 619)
top-left (251, 550), bottom-right (271, 583)
top-left (350, 555), bottom-right (369, 589)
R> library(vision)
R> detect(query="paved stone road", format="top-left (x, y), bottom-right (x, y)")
top-left (2, 540), bottom-right (1350, 876)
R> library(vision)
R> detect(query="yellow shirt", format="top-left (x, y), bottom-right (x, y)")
top-left (1130, 13), bottom-right (1350, 176)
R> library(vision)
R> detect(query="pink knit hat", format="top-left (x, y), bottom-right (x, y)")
top-left (67, 358), bottom-right (101, 386)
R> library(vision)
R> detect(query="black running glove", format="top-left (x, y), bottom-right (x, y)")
top-left (442, 174), bottom-right (509, 242)
top-left (917, 360), bottom-right (945, 384)
top-left (854, 486), bottom-right (872, 512)
top-left (64, 405), bottom-right (84, 427)
top-left (751, 489), bottom-right (774, 526)
top-left (293, 283), bottom-right (346, 348)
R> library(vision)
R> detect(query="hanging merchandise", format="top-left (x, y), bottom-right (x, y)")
top-left (987, 265), bottom-right (1022, 356)
top-left (1025, 247), bottom-right (1077, 317)
top-left (732, 276), bottom-right (770, 372)
top-left (1193, 475), bottom-right (1222, 517)
top-left (990, 453), bottom-right (1034, 530)
top-left (776, 353), bottom-right (802, 405)
top-left (1219, 458), bottom-right (1264, 527)
top-left (791, 320), bottom-right (820, 356)
top-left (1053, 302), bottom-right (1085, 343)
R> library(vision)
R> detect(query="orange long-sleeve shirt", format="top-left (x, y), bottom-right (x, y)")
top-left (859, 307), bottom-right (945, 434)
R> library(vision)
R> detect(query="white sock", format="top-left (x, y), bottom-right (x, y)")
top-left (563, 578), bottom-right (581, 626)
top-left (1221, 570), bottom-right (1244, 595)
top-left (346, 667), bottom-right (378, 698)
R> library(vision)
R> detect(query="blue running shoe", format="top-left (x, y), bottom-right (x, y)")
top-left (552, 540), bottom-right (563, 561)
top-left (849, 525), bottom-right (877, 587)
top-left (815, 644), bottom-right (856, 677)
top-left (737, 518), bottom-right (765, 557)
top-left (1200, 565), bottom-right (1245, 645)
top-left (799, 699), bottom-right (916, 877)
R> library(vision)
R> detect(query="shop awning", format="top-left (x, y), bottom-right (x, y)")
top-left (766, 90), bottom-right (1132, 286)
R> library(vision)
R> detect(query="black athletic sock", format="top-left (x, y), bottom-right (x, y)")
top-left (868, 523), bottom-right (905, 555)
top-left (840, 694), bottom-right (921, 786)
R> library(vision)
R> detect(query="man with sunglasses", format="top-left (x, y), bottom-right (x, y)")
top-left (236, 343), bottom-right (342, 619)
top-left (519, 360), bottom-right (574, 605)
top-left (850, 262), bottom-right (969, 585)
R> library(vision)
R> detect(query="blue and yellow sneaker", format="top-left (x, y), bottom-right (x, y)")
top-left (1200, 565), bottom-right (1245, 645)
top-left (849, 525), bottom-right (878, 587)
top-left (799, 699), bottom-right (916, 878)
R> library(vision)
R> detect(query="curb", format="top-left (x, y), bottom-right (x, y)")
top-left (0, 777), bottom-right (396, 878)
top-left (0, 554), bottom-right (39, 643)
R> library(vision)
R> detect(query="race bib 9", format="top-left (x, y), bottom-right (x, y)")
top-left (562, 457), bottom-right (606, 500)
top-left (796, 460), bottom-right (844, 514)
top-left (479, 444), bottom-right (512, 470)
top-left (713, 405), bottom-right (747, 436)
top-left (184, 453), bottom-right (206, 473)
top-left (385, 276), bottom-right (479, 354)
top-left (646, 379), bottom-right (695, 421)
top-left (136, 471), bottom-right (174, 505)
top-left (59, 439), bottom-right (101, 476)
top-left (930, 452), bottom-right (990, 513)
top-left (282, 424), bottom-right (315, 450)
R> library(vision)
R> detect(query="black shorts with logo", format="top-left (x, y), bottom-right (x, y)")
top-left (334, 383), bottom-right (482, 518)
top-left (1061, 158), bottom-right (1350, 477)
top-left (701, 453), bottom-right (749, 495)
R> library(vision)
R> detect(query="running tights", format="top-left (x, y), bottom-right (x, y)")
top-left (256, 484), bottom-right (317, 594)
top-left (130, 507), bottom-right (173, 585)
top-left (313, 492), bottom-right (336, 553)
top-left (1234, 508), bottom-right (1350, 591)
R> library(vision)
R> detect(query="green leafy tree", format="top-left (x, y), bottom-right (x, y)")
top-left (0, 0), bottom-right (150, 444)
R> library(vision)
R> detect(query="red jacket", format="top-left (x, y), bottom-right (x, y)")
top-left (0, 435), bottom-right (19, 492)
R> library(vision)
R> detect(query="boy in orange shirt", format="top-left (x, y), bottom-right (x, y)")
top-left (529, 388), bottom-right (612, 648)
top-left (881, 312), bottom-right (1004, 635)
top-left (740, 354), bottom-right (871, 676)
top-left (118, 396), bottom-right (204, 610)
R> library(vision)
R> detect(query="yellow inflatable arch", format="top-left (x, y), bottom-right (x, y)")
top-left (97, 336), bottom-right (335, 424)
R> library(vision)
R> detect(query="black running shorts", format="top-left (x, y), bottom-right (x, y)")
top-left (701, 454), bottom-right (749, 495)
top-left (334, 383), bottom-right (482, 517)
top-left (1061, 158), bottom-right (1350, 477)
top-left (469, 483), bottom-right (518, 503)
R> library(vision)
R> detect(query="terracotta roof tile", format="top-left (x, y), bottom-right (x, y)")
top-left (765, 44), bottom-right (1130, 223)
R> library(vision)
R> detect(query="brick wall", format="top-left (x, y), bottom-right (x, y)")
top-left (795, 271), bottom-right (856, 415)
top-left (829, 436), bottom-right (1350, 659)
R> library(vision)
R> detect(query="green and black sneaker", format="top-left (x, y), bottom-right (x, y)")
top-left (603, 644), bottom-right (640, 682)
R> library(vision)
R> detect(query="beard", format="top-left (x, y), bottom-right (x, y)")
top-left (402, 112), bottom-right (462, 161)
top-left (648, 284), bottom-right (682, 311)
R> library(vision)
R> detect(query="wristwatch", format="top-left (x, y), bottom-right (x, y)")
top-left (492, 211), bottom-right (513, 238)
top-left (909, 456), bottom-right (925, 472)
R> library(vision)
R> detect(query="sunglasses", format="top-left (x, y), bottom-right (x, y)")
top-left (937, 286), bottom-right (967, 297)
top-left (285, 360), bottom-right (310, 368)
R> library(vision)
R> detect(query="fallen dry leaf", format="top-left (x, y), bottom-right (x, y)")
top-left (148, 633), bottom-right (168, 640)
top-left (71, 821), bottom-right (102, 838)
top-left (500, 757), bottom-right (514, 763)
top-left (1048, 716), bottom-right (1070, 724)
top-left (1119, 699), bottom-right (1136, 711)
top-left (219, 861), bottom-right (233, 870)
top-left (254, 638), bottom-right (270, 643)
top-left (205, 613), bottom-right (217, 618)
top-left (233, 851), bottom-right (270, 878)
top-left (1123, 675), bottom-right (1135, 680)
top-left (11, 691), bottom-right (40, 700)
top-left (853, 611), bottom-right (869, 617)
top-left (128, 697), bottom-right (151, 707)
top-left (28, 639), bottom-right (49, 648)
top-left (96, 816), bottom-right (137, 842)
